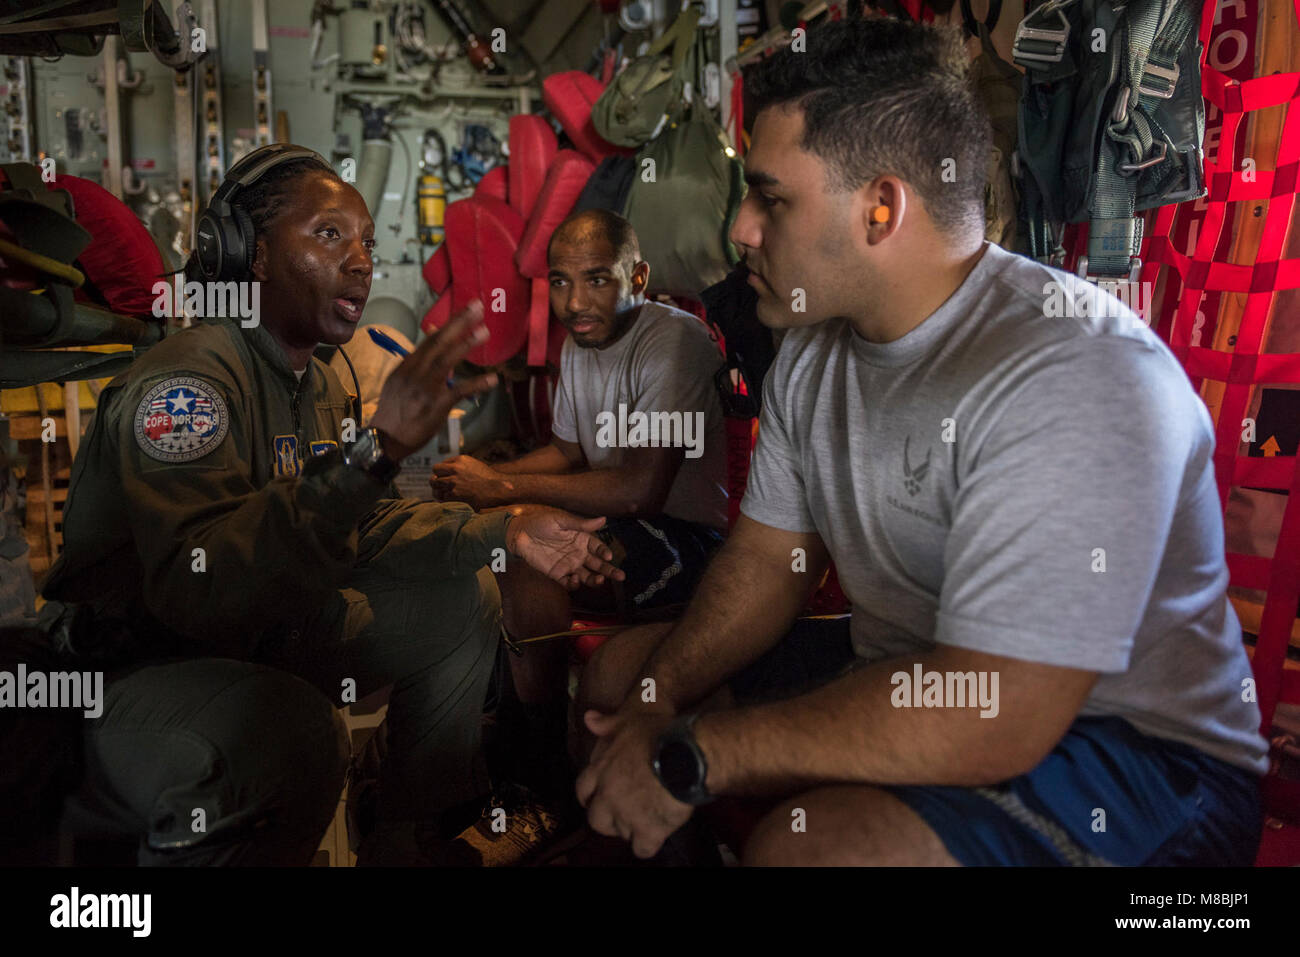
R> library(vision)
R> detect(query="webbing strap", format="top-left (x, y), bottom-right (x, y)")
top-left (1090, 0), bottom-right (1199, 276)
top-left (646, 5), bottom-right (700, 73)
top-left (1138, 0), bottom-right (1300, 733)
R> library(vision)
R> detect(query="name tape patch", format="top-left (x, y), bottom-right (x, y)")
top-left (134, 376), bottom-right (230, 463)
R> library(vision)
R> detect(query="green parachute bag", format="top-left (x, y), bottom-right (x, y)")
top-left (622, 60), bottom-right (745, 298)
top-left (591, 6), bottom-right (702, 148)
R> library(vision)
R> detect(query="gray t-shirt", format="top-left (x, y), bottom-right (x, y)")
top-left (741, 241), bottom-right (1269, 774)
top-left (552, 300), bottom-right (729, 531)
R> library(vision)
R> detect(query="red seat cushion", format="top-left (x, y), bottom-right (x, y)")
top-left (43, 174), bottom-right (164, 318)
top-left (507, 114), bottom-right (558, 220)
top-left (420, 291), bottom-right (452, 337)
top-left (573, 624), bottom-right (615, 662)
top-left (542, 71), bottom-right (631, 164)
top-left (429, 195), bottom-right (530, 366)
top-left (474, 165), bottom-right (508, 203)
top-left (516, 149), bottom-right (596, 279)
top-left (421, 243), bottom-right (451, 293)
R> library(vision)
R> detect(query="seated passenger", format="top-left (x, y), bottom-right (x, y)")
top-left (430, 209), bottom-right (729, 802)
top-left (39, 145), bottom-right (622, 866)
top-left (573, 18), bottom-right (1269, 866)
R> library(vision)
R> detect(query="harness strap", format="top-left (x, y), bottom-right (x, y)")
top-left (1089, 0), bottom-right (1199, 277)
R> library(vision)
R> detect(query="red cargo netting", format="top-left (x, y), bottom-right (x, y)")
top-left (1135, 0), bottom-right (1300, 741)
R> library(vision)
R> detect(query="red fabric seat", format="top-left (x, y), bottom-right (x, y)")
top-left (542, 71), bottom-right (631, 164)
top-left (422, 124), bottom-right (600, 368)
top-left (515, 148), bottom-right (598, 365)
top-left (475, 165), bottom-right (509, 203)
top-left (516, 150), bottom-right (597, 280)
top-left (422, 243), bottom-right (451, 295)
top-left (42, 174), bottom-right (165, 318)
top-left (419, 78), bottom-right (624, 371)
top-left (421, 195), bottom-right (528, 367)
top-left (507, 114), bottom-right (558, 221)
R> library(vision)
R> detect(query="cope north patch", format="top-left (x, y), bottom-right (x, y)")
top-left (134, 376), bottom-right (230, 463)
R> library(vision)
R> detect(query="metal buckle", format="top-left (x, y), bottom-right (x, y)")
top-left (1077, 255), bottom-right (1143, 288)
top-left (1138, 61), bottom-right (1180, 99)
top-left (1077, 255), bottom-right (1148, 326)
top-left (1111, 85), bottom-right (1131, 125)
top-left (1119, 141), bottom-right (1168, 173)
top-left (1013, 7), bottom-right (1070, 64)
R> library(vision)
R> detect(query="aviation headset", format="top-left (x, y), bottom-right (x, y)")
top-left (193, 142), bottom-right (331, 283)
top-left (193, 142), bottom-right (364, 422)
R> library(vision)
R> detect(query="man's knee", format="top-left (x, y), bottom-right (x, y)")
top-left (740, 787), bottom-right (959, 867)
top-left (575, 621), bottom-right (674, 714)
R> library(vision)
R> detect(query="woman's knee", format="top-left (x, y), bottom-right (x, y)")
top-left (145, 663), bottom-right (348, 862)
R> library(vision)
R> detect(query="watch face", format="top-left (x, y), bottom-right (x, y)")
top-left (657, 738), bottom-right (701, 797)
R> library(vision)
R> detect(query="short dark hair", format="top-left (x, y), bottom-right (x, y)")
top-left (547, 207), bottom-right (641, 269)
top-left (745, 17), bottom-right (990, 234)
top-left (235, 155), bottom-right (341, 236)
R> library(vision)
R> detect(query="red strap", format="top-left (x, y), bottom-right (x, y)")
top-left (526, 276), bottom-right (549, 367)
top-left (729, 69), bottom-right (745, 157)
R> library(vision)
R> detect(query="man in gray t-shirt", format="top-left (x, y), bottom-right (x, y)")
top-left (741, 239), bottom-right (1267, 780)
top-left (573, 17), bottom-right (1267, 867)
top-left (431, 208), bottom-right (727, 802)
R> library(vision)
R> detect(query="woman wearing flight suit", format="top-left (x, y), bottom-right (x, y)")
top-left (38, 146), bottom-right (620, 864)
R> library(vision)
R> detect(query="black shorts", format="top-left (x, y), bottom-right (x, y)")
top-left (728, 615), bottom-right (856, 704)
top-left (591, 515), bottom-right (724, 616)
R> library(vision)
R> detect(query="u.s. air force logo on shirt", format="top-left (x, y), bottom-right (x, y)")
top-left (134, 376), bottom-right (230, 463)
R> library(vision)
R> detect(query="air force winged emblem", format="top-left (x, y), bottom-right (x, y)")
top-left (903, 434), bottom-right (931, 496)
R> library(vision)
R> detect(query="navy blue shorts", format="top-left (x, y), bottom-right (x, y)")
top-left (591, 515), bottom-right (724, 615)
top-left (729, 616), bottom-right (1264, 866)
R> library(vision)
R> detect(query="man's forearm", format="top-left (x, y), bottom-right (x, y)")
top-left (495, 443), bottom-right (574, 476)
top-left (496, 467), bottom-right (659, 517)
top-left (694, 645), bottom-right (1080, 797)
top-left (632, 527), bottom-right (823, 713)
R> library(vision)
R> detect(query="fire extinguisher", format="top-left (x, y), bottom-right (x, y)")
top-left (418, 128), bottom-right (448, 245)
top-left (417, 173), bottom-right (445, 245)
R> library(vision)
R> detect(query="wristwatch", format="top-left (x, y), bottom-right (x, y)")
top-left (652, 713), bottom-right (715, 806)
top-left (344, 427), bottom-right (402, 484)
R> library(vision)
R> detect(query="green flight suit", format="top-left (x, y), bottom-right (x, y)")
top-left (42, 316), bottom-right (508, 863)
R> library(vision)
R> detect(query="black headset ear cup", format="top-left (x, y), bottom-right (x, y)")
top-left (231, 205), bottom-right (256, 281)
top-left (194, 208), bottom-right (222, 280)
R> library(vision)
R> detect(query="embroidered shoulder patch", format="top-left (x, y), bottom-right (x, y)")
top-left (134, 376), bottom-right (231, 463)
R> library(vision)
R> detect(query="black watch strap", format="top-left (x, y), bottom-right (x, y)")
top-left (652, 712), bottom-right (714, 806)
top-left (345, 427), bottom-right (401, 484)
